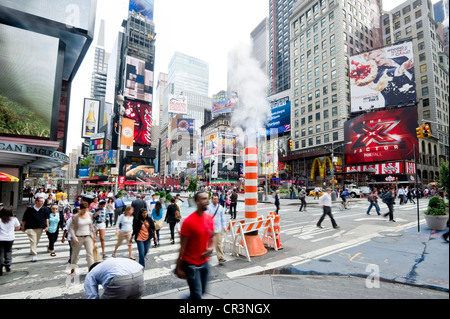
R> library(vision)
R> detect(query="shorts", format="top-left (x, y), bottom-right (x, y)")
top-left (95, 222), bottom-right (106, 230)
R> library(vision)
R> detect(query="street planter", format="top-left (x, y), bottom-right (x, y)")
top-left (424, 214), bottom-right (448, 231)
top-left (423, 196), bottom-right (449, 231)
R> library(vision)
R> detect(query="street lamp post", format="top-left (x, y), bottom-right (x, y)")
top-left (114, 93), bottom-right (125, 194)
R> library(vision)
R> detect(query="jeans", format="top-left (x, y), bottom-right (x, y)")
top-left (230, 202), bottom-right (237, 219)
top-left (299, 197), bottom-right (307, 211)
top-left (366, 202), bottom-right (381, 215)
top-left (136, 238), bottom-right (151, 268)
top-left (46, 230), bottom-right (59, 251)
top-left (0, 240), bottom-right (14, 269)
top-left (182, 261), bottom-right (209, 299)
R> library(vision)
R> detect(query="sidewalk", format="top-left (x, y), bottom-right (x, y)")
top-left (147, 225), bottom-right (449, 299)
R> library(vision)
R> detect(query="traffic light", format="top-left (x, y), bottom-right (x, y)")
top-left (416, 125), bottom-right (424, 139)
top-left (289, 139), bottom-right (293, 149)
top-left (423, 123), bottom-right (431, 137)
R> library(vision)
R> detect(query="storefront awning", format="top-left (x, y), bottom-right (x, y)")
top-left (0, 172), bottom-right (19, 182)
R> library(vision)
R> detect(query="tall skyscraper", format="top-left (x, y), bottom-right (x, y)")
top-left (382, 0), bottom-right (449, 181)
top-left (433, 0), bottom-right (449, 54)
top-left (91, 19), bottom-right (109, 100)
top-left (269, 0), bottom-right (298, 95)
top-left (286, 0), bottom-right (383, 185)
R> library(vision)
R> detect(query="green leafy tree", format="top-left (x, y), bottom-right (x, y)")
top-left (438, 161), bottom-right (449, 202)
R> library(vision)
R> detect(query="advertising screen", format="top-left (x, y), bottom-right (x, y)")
top-left (344, 107), bottom-right (419, 165)
top-left (0, 25), bottom-right (59, 138)
top-left (266, 97), bottom-right (291, 134)
top-left (168, 95), bottom-right (188, 114)
top-left (177, 118), bottom-right (195, 135)
top-left (129, 0), bottom-right (154, 21)
top-left (212, 92), bottom-right (239, 114)
top-left (82, 99), bottom-right (101, 138)
top-left (124, 100), bottom-right (152, 146)
top-left (349, 42), bottom-right (416, 112)
top-left (124, 56), bottom-right (153, 103)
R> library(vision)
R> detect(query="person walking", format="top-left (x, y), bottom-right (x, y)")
top-left (0, 207), bottom-right (21, 275)
top-left (69, 202), bottom-right (95, 274)
top-left (299, 187), bottom-right (307, 212)
top-left (44, 193), bottom-right (56, 209)
top-left (21, 197), bottom-right (49, 262)
top-left (105, 197), bottom-right (115, 228)
top-left (366, 191), bottom-right (381, 215)
top-left (207, 193), bottom-right (227, 263)
top-left (382, 186), bottom-right (396, 222)
top-left (165, 198), bottom-right (180, 244)
top-left (62, 207), bottom-right (79, 265)
top-left (175, 191), bottom-right (216, 299)
top-left (151, 201), bottom-right (164, 248)
top-left (397, 186), bottom-right (406, 205)
top-left (230, 189), bottom-right (238, 219)
top-left (58, 194), bottom-right (70, 218)
top-left (131, 194), bottom-right (147, 219)
top-left (91, 200), bottom-right (108, 259)
top-left (274, 190), bottom-right (280, 214)
top-left (112, 206), bottom-right (134, 260)
top-left (113, 195), bottom-right (125, 226)
top-left (316, 188), bottom-right (339, 229)
top-left (84, 257), bottom-right (144, 299)
top-left (74, 195), bottom-right (83, 209)
top-left (132, 208), bottom-right (157, 268)
top-left (89, 197), bottom-right (99, 211)
top-left (46, 205), bottom-right (61, 257)
top-left (405, 187), bottom-right (416, 204)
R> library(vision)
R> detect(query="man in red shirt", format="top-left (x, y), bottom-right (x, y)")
top-left (175, 191), bottom-right (216, 299)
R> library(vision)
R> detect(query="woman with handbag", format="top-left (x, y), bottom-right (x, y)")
top-left (112, 206), bottom-right (134, 259)
top-left (132, 208), bottom-right (157, 268)
top-left (165, 198), bottom-right (180, 244)
top-left (151, 201), bottom-right (164, 248)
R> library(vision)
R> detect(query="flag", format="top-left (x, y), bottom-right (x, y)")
top-left (166, 134), bottom-right (171, 149)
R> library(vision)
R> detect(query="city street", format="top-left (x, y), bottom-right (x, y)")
top-left (0, 196), bottom-right (448, 299)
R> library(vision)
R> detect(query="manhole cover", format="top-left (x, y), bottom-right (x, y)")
top-left (0, 271), bottom-right (28, 285)
top-left (380, 232), bottom-right (403, 237)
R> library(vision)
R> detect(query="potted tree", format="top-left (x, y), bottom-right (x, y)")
top-left (423, 195), bottom-right (448, 231)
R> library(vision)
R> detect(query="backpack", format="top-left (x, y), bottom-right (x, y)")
top-left (382, 192), bottom-right (389, 204)
top-left (368, 195), bottom-right (372, 202)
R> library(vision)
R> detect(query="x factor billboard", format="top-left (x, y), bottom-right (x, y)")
top-left (349, 42), bottom-right (416, 112)
top-left (344, 107), bottom-right (419, 165)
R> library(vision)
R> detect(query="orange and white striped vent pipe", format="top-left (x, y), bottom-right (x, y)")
top-left (245, 147), bottom-right (258, 225)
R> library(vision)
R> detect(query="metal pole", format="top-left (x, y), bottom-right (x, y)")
top-left (414, 144), bottom-right (420, 232)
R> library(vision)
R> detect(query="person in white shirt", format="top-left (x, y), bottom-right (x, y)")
top-left (317, 188), bottom-right (339, 229)
top-left (207, 193), bottom-right (228, 263)
top-left (0, 207), bottom-right (21, 275)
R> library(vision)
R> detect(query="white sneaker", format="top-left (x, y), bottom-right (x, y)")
top-left (31, 256), bottom-right (37, 262)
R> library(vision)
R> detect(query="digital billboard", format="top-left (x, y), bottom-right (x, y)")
top-left (266, 96), bottom-right (291, 134)
top-left (0, 25), bottom-right (59, 138)
top-left (177, 118), bottom-right (195, 136)
top-left (349, 42), bottom-right (416, 112)
top-left (82, 98), bottom-right (101, 138)
top-left (124, 100), bottom-right (152, 146)
top-left (212, 92), bottom-right (239, 114)
top-left (168, 95), bottom-right (188, 114)
top-left (344, 107), bottom-right (419, 165)
top-left (124, 56), bottom-right (153, 103)
top-left (129, 0), bottom-right (154, 21)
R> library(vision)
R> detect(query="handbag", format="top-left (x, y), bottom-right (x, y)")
top-left (154, 219), bottom-right (163, 230)
top-left (174, 209), bottom-right (181, 221)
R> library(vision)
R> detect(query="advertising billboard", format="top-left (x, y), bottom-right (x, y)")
top-left (212, 92), bottom-right (239, 114)
top-left (217, 155), bottom-right (241, 180)
top-left (344, 107), bottom-right (419, 165)
top-left (0, 25), bottom-right (59, 139)
top-left (266, 97), bottom-right (291, 134)
top-left (349, 42), bottom-right (416, 112)
top-left (121, 117), bottom-right (135, 151)
top-left (129, 0), bottom-right (154, 21)
top-left (124, 100), bottom-right (152, 146)
top-left (124, 56), bottom-right (153, 103)
top-left (168, 95), bottom-right (188, 114)
top-left (177, 118), bottom-right (195, 135)
top-left (204, 132), bottom-right (218, 157)
top-left (82, 98), bottom-right (101, 138)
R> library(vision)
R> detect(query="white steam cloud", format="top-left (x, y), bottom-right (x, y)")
top-left (227, 43), bottom-right (271, 148)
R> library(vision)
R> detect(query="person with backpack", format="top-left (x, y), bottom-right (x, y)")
top-left (341, 189), bottom-right (350, 209)
top-left (382, 186), bottom-right (396, 222)
top-left (366, 190), bottom-right (381, 215)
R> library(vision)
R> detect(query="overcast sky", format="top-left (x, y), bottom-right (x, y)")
top-left (66, 0), bottom-right (440, 154)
